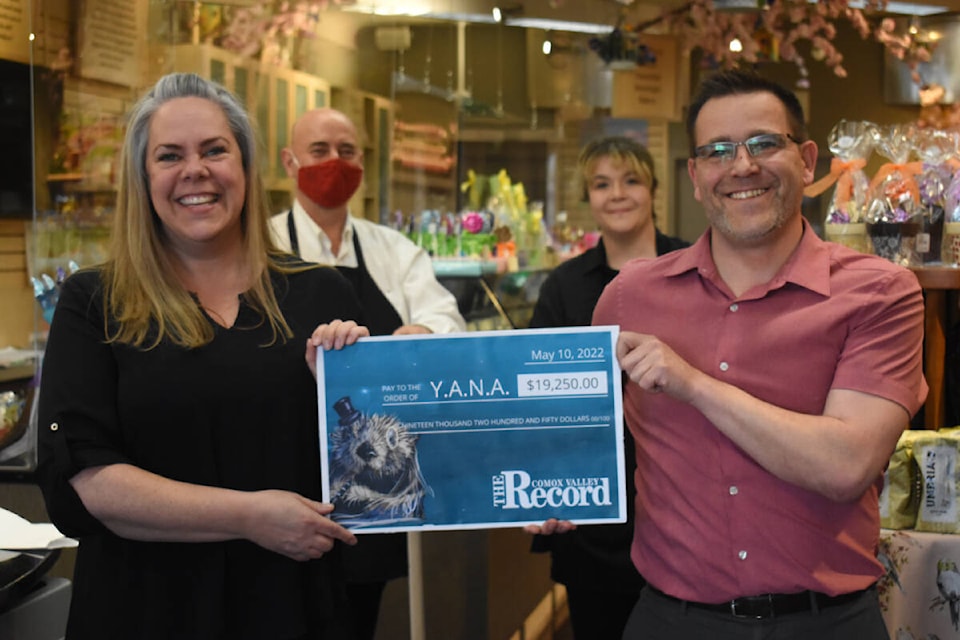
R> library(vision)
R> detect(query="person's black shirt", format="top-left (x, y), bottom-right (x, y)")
top-left (529, 229), bottom-right (689, 592)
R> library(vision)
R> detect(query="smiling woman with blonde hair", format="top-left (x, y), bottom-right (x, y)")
top-left (106, 72), bottom-right (294, 348)
top-left (37, 72), bottom-right (368, 639)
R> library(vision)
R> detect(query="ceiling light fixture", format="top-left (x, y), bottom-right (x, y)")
top-left (423, 11), bottom-right (614, 34)
top-left (848, 0), bottom-right (946, 15)
top-left (491, 4), bottom-right (523, 25)
top-left (344, 0), bottom-right (947, 32)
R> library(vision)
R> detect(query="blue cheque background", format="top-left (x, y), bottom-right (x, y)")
top-left (319, 327), bottom-right (625, 532)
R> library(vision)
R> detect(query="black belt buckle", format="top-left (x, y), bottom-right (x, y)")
top-left (729, 594), bottom-right (774, 619)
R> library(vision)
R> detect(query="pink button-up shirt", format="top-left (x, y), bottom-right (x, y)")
top-left (593, 221), bottom-right (927, 603)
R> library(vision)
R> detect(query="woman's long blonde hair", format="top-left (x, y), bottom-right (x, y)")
top-left (104, 72), bottom-right (302, 349)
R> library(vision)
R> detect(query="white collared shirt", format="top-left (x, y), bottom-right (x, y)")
top-left (268, 201), bottom-right (465, 334)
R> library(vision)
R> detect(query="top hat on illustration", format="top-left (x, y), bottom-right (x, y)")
top-left (333, 396), bottom-right (362, 426)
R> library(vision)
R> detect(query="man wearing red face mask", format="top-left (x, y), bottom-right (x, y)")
top-left (270, 107), bottom-right (465, 640)
top-left (272, 108), bottom-right (464, 338)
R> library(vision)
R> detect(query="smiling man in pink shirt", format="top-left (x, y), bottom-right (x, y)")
top-left (535, 70), bottom-right (927, 640)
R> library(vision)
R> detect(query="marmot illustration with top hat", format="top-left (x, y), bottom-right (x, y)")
top-left (328, 396), bottom-right (430, 525)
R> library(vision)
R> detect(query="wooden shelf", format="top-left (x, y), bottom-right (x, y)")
top-left (911, 266), bottom-right (960, 290)
top-left (46, 173), bottom-right (86, 182)
top-left (0, 364), bottom-right (35, 384)
top-left (909, 266), bottom-right (960, 428)
top-left (392, 168), bottom-right (455, 191)
top-left (47, 174), bottom-right (116, 194)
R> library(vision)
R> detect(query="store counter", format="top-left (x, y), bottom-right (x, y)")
top-left (0, 576), bottom-right (69, 640)
top-left (879, 528), bottom-right (960, 637)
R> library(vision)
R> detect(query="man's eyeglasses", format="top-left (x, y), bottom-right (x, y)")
top-left (693, 133), bottom-right (801, 163)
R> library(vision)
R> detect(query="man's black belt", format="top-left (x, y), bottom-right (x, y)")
top-left (649, 585), bottom-right (870, 619)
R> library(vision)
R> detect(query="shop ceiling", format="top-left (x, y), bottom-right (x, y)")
top-left (220, 0), bottom-right (960, 32)
top-left (347, 0), bottom-right (955, 22)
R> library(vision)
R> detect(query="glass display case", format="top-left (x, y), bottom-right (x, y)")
top-left (438, 268), bottom-right (550, 331)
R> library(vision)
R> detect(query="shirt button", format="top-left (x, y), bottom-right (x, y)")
top-left (729, 485), bottom-right (739, 496)
top-left (738, 550), bottom-right (748, 560)
top-left (729, 303), bottom-right (739, 312)
top-left (719, 362), bottom-right (729, 372)
top-left (50, 422), bottom-right (59, 431)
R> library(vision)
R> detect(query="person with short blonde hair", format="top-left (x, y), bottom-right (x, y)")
top-left (577, 136), bottom-right (657, 204)
top-left (529, 135), bottom-right (687, 640)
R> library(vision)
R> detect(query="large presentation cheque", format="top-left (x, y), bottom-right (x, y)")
top-left (317, 326), bottom-right (625, 533)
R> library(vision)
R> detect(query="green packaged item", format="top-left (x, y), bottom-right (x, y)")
top-left (879, 430), bottom-right (927, 530)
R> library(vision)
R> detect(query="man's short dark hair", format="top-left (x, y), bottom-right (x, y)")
top-left (685, 70), bottom-right (808, 157)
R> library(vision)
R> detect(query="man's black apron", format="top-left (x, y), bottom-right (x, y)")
top-left (288, 211), bottom-right (408, 582)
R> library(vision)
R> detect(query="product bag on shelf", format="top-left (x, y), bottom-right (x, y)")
top-left (865, 123), bottom-right (925, 266)
top-left (912, 127), bottom-right (957, 264)
top-left (913, 428), bottom-right (960, 533)
top-left (805, 120), bottom-right (876, 253)
top-left (879, 429), bottom-right (928, 530)
top-left (942, 164), bottom-right (960, 267)
top-left (458, 210), bottom-right (497, 259)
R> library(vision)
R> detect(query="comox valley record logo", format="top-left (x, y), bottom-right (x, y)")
top-left (491, 470), bottom-right (612, 509)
